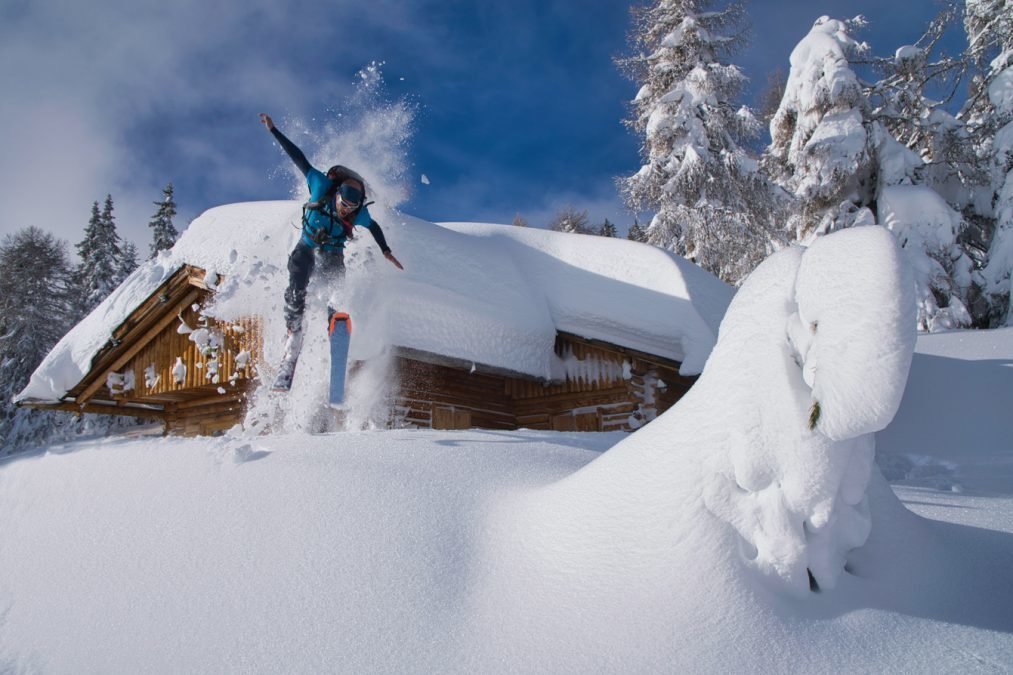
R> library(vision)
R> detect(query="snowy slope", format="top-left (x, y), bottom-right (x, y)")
top-left (18, 202), bottom-right (732, 403)
top-left (878, 326), bottom-right (1013, 495)
top-left (2, 333), bottom-right (1011, 672)
top-left (3, 228), bottom-right (1012, 672)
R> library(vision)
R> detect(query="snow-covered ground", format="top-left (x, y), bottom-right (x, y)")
top-left (2, 228), bottom-right (1011, 673)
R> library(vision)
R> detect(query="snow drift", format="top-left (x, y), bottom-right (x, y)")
top-left (4, 229), bottom-right (1013, 673)
top-left (467, 227), bottom-right (918, 661)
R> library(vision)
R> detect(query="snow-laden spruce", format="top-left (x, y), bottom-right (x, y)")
top-left (617, 0), bottom-right (783, 284)
top-left (765, 15), bottom-right (978, 331)
top-left (75, 195), bottom-right (136, 315)
top-left (764, 15), bottom-right (871, 239)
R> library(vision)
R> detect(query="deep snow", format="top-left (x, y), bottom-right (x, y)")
top-left (2, 229), bottom-right (1012, 673)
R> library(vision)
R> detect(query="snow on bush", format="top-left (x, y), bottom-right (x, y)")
top-left (477, 227), bottom-right (916, 615)
top-left (704, 226), bottom-right (915, 592)
top-left (879, 185), bottom-right (973, 331)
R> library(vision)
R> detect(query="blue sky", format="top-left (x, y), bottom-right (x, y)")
top-left (0, 0), bottom-right (964, 252)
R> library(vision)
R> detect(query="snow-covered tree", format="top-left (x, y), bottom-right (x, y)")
top-left (75, 195), bottom-right (128, 315)
top-left (618, 0), bottom-right (783, 284)
top-left (0, 227), bottom-right (77, 454)
top-left (865, 5), bottom-right (981, 210)
top-left (627, 220), bottom-right (648, 242)
top-left (548, 206), bottom-right (592, 234)
top-left (757, 68), bottom-right (788, 130)
top-left (766, 15), bottom-right (979, 331)
top-left (764, 16), bottom-right (874, 239)
top-left (511, 213), bottom-right (530, 228)
top-left (598, 219), bottom-right (618, 237)
top-left (148, 183), bottom-right (178, 258)
top-left (965, 0), bottom-right (1013, 325)
top-left (118, 239), bottom-right (139, 283)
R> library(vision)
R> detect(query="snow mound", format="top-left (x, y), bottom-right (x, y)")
top-left (469, 227), bottom-right (918, 660)
top-left (4, 311), bottom-right (1013, 672)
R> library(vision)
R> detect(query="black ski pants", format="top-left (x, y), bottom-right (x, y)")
top-left (283, 241), bottom-right (345, 333)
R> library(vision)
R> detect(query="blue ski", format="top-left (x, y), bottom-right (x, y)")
top-left (328, 311), bottom-right (352, 406)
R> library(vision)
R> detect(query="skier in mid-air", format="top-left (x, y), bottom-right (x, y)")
top-left (260, 112), bottom-right (403, 391)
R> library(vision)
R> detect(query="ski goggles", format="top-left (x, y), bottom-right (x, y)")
top-left (338, 183), bottom-right (363, 208)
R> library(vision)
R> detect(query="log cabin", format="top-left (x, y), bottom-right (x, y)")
top-left (17, 202), bottom-right (733, 436)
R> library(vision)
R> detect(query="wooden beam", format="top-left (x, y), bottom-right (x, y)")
top-left (77, 288), bottom-right (202, 405)
top-left (393, 347), bottom-right (543, 381)
top-left (20, 400), bottom-right (167, 420)
top-left (110, 267), bottom-right (195, 341)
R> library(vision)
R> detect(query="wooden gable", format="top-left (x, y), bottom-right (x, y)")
top-left (24, 265), bottom-right (263, 435)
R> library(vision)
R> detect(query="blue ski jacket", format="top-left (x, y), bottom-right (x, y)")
top-left (271, 127), bottom-right (391, 254)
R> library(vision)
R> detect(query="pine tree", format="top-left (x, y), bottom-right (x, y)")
top-left (617, 0), bottom-right (783, 284)
top-left (0, 227), bottom-right (77, 454)
top-left (763, 16), bottom-right (874, 239)
top-left (767, 15), bottom-right (979, 330)
top-left (757, 68), bottom-right (788, 130)
top-left (598, 219), bottom-right (618, 237)
top-left (118, 240), bottom-right (139, 283)
top-left (511, 213), bottom-right (530, 228)
top-left (75, 195), bottom-right (126, 315)
top-left (865, 5), bottom-right (981, 207)
top-left (627, 220), bottom-right (648, 242)
top-left (148, 183), bottom-right (179, 258)
top-left (549, 206), bottom-right (592, 234)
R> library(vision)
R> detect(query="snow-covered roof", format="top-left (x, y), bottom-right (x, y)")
top-left (18, 201), bottom-right (732, 403)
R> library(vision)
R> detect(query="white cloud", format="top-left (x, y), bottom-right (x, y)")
top-left (0, 0), bottom-right (374, 254)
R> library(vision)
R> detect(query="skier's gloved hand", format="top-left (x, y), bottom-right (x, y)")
top-left (384, 251), bottom-right (404, 270)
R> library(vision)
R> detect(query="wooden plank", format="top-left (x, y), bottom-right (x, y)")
top-left (21, 400), bottom-right (167, 420)
top-left (433, 406), bottom-right (471, 430)
top-left (512, 386), bottom-right (629, 408)
top-left (82, 275), bottom-right (197, 388)
top-left (110, 269), bottom-right (192, 341)
top-left (77, 288), bottom-right (202, 404)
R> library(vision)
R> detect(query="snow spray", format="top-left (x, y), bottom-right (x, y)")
top-left (281, 62), bottom-right (417, 431)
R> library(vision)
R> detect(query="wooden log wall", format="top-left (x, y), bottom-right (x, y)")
top-left (394, 357), bottom-right (516, 430)
top-left (389, 334), bottom-right (698, 434)
top-left (113, 305), bottom-right (262, 405)
top-left (162, 395), bottom-right (248, 436)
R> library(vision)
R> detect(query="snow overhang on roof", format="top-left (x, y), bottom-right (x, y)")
top-left (19, 201), bottom-right (733, 402)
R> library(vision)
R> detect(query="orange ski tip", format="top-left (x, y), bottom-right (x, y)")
top-left (329, 312), bottom-right (352, 336)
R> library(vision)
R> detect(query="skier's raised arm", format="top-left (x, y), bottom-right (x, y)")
top-left (260, 113), bottom-right (311, 176)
